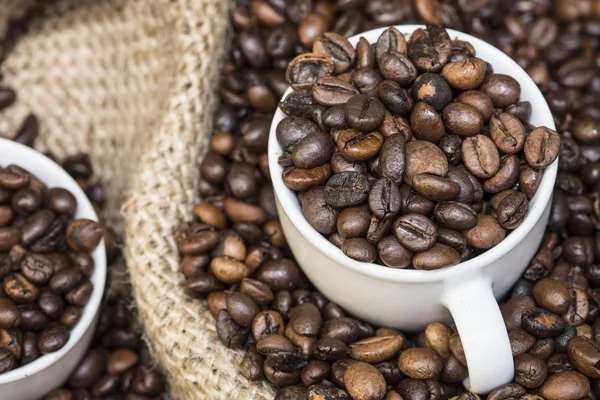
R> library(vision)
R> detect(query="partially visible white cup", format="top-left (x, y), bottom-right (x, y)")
top-left (0, 138), bottom-right (106, 400)
top-left (268, 25), bottom-right (558, 393)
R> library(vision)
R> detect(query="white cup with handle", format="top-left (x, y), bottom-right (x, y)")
top-left (268, 25), bottom-right (558, 393)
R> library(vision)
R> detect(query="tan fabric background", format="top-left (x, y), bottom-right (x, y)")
top-left (0, 0), bottom-right (275, 398)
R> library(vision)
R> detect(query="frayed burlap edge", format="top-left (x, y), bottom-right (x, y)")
top-left (121, 0), bottom-right (276, 398)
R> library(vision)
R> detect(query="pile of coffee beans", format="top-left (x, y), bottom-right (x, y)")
top-left (179, 0), bottom-right (600, 399)
top-left (0, 162), bottom-right (104, 373)
top-left (276, 25), bottom-right (560, 269)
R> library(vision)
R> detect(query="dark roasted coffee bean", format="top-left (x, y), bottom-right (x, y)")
top-left (377, 236), bottom-right (412, 269)
top-left (285, 53), bottom-right (335, 91)
top-left (410, 102), bottom-right (446, 143)
top-left (216, 310), bottom-right (248, 348)
top-left (313, 32), bottom-right (356, 74)
top-left (378, 80), bottom-right (414, 116)
top-left (495, 191), bottom-right (528, 230)
top-left (368, 179), bottom-right (401, 221)
top-left (325, 172), bottom-right (370, 208)
top-left (514, 353), bottom-right (547, 388)
top-left (487, 383), bottom-right (526, 400)
top-left (479, 74), bottom-right (521, 108)
top-left (379, 53), bottom-right (417, 87)
top-left (508, 328), bottom-right (536, 357)
top-left (533, 278), bottom-right (572, 314)
top-left (366, 217), bottom-right (391, 245)
top-left (351, 68), bottom-right (382, 96)
top-left (439, 135), bottom-right (462, 166)
top-left (292, 132), bottom-right (335, 170)
top-left (393, 214), bottom-right (437, 252)
top-left (404, 141), bottom-right (448, 186)
top-left (337, 206), bottom-right (370, 238)
top-left (408, 26), bottom-right (451, 73)
top-left (442, 103), bottom-right (483, 137)
top-left (524, 127), bottom-right (561, 169)
top-left (412, 174), bottom-right (460, 202)
top-left (411, 73), bottom-right (452, 112)
top-left (433, 202), bottom-right (477, 230)
top-left (489, 112), bottom-right (526, 154)
top-left (342, 238), bottom-right (376, 263)
top-left (483, 155), bottom-right (520, 194)
top-left (301, 186), bottom-right (339, 234)
top-left (413, 243), bottom-right (461, 270)
top-left (375, 28), bottom-right (407, 64)
top-left (281, 90), bottom-right (318, 118)
top-left (38, 324), bottom-right (70, 354)
top-left (4, 273), bottom-right (39, 304)
top-left (313, 76), bottom-right (359, 107)
top-left (307, 384), bottom-right (351, 400)
top-left (344, 94), bottom-right (385, 132)
top-left (277, 117), bottom-right (320, 151)
top-left (522, 308), bottom-right (565, 338)
top-left (0, 298), bottom-right (21, 329)
top-left (337, 129), bottom-right (384, 162)
top-left (462, 135), bottom-right (500, 179)
top-left (457, 90), bottom-right (494, 121)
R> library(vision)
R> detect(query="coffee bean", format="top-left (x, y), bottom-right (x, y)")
top-left (412, 174), bottom-right (460, 202)
top-left (433, 202), bottom-right (477, 230)
top-left (301, 186), bottom-right (339, 234)
top-left (463, 215), bottom-right (505, 249)
top-left (480, 74), bottom-right (521, 108)
top-left (539, 371), bottom-right (590, 400)
top-left (377, 236), bottom-right (412, 269)
top-left (514, 353), bottom-right (547, 388)
top-left (325, 172), bottom-right (370, 208)
top-left (344, 362), bottom-right (386, 400)
top-left (403, 141), bottom-right (448, 186)
top-left (525, 127), bottom-right (561, 169)
top-left (457, 90), bottom-right (494, 121)
top-left (483, 155), bottom-right (520, 194)
top-left (393, 214), bottom-right (437, 252)
top-left (340, 238), bottom-right (375, 263)
top-left (313, 76), bottom-right (360, 106)
top-left (307, 384), bottom-right (351, 400)
top-left (508, 329), bottom-right (535, 357)
top-left (533, 278), bottom-right (572, 314)
top-left (4, 273), bottom-right (40, 303)
top-left (349, 335), bottom-right (404, 363)
top-left (442, 58), bottom-right (486, 90)
top-left (336, 129), bottom-right (384, 162)
top-left (413, 243), bottom-right (462, 270)
top-left (408, 26), bottom-right (451, 73)
top-left (283, 164), bottom-right (332, 192)
top-left (411, 73), bottom-right (452, 112)
top-left (441, 355), bottom-right (468, 384)
top-left (344, 94), bottom-right (386, 132)
top-left (495, 190), bottom-right (528, 230)
top-left (522, 308), bottom-right (565, 338)
top-left (410, 102), bottom-right (446, 143)
top-left (313, 32), bottom-right (356, 74)
top-left (277, 117), bottom-right (320, 151)
top-left (487, 383), bottom-right (526, 400)
top-left (462, 135), bottom-right (500, 179)
top-left (254, 259), bottom-right (300, 291)
top-left (38, 324), bottom-right (70, 354)
top-left (0, 298), bottom-right (20, 329)
top-left (379, 53), bottom-right (417, 87)
top-left (292, 132), bottom-right (336, 169)
top-left (442, 103), bottom-right (483, 137)
top-left (368, 179), bottom-right (401, 221)
top-left (398, 347), bottom-right (443, 380)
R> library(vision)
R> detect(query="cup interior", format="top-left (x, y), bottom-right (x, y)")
top-left (0, 138), bottom-right (107, 384)
top-left (268, 25), bottom-right (558, 282)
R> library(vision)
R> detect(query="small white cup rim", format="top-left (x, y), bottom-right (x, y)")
top-left (268, 24), bottom-right (558, 284)
top-left (0, 138), bottom-right (107, 384)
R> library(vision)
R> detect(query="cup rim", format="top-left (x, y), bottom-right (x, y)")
top-left (0, 138), bottom-right (107, 384)
top-left (268, 24), bottom-right (558, 284)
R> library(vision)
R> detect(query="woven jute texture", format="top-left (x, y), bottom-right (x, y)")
top-left (1, 0), bottom-right (275, 398)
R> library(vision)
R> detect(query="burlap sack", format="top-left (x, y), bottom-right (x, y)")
top-left (1, 0), bottom-right (275, 398)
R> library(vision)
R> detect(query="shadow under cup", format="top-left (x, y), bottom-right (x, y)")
top-left (268, 25), bottom-right (558, 393)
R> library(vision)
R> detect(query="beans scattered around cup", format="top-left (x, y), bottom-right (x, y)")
top-left (276, 25), bottom-right (560, 270)
top-left (0, 164), bottom-right (103, 373)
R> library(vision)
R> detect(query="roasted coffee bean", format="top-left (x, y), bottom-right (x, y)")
top-left (325, 172), bottom-right (370, 208)
top-left (522, 308), bottom-right (565, 338)
top-left (344, 94), bottom-right (385, 132)
top-left (483, 155), bottom-right (520, 194)
top-left (283, 164), bottom-right (332, 192)
top-left (439, 135), bottom-right (462, 166)
top-left (398, 347), bottom-right (443, 380)
top-left (404, 141), bottom-right (448, 186)
top-left (38, 324), bottom-right (70, 354)
top-left (349, 335), bottom-right (404, 363)
top-left (508, 329), bottom-right (536, 357)
top-left (277, 117), bottom-right (320, 150)
top-left (457, 90), bottom-right (494, 121)
top-left (307, 384), bottom-right (351, 400)
top-left (479, 74), bottom-right (521, 109)
top-left (337, 206), bottom-right (370, 238)
top-left (342, 238), bottom-right (376, 263)
top-left (495, 190), bottom-right (528, 230)
top-left (313, 76), bottom-right (360, 107)
top-left (434, 202), bottom-right (477, 231)
top-left (442, 355), bottom-right (468, 384)
top-left (567, 336), bottom-right (600, 379)
top-left (411, 73), bottom-right (452, 112)
top-left (525, 127), bottom-right (561, 169)
top-left (377, 236), bottom-right (412, 269)
top-left (368, 179), bottom-right (401, 221)
top-left (487, 383), bottom-right (526, 400)
top-left (379, 53), bottom-right (417, 87)
top-left (393, 214), bottom-right (437, 252)
top-left (377, 80), bottom-right (414, 116)
top-left (216, 310), bottom-right (248, 348)
top-left (352, 68), bottom-right (382, 96)
top-left (375, 27), bottom-right (407, 64)
top-left (0, 298), bottom-right (21, 329)
top-left (292, 132), bottom-right (336, 169)
top-left (463, 215), bottom-right (505, 249)
top-left (408, 26), bottom-right (450, 73)
top-left (412, 174), bottom-right (460, 202)
top-left (378, 134), bottom-right (405, 185)
top-left (314, 337), bottom-right (349, 361)
top-left (337, 129), bottom-right (384, 162)
top-left (410, 102), bottom-right (446, 143)
top-left (514, 353), bottom-right (547, 388)
top-left (413, 243), bottom-right (461, 270)
top-left (489, 113), bottom-right (526, 154)
top-left (344, 362), bottom-right (386, 400)
top-left (462, 135), bottom-right (500, 179)
top-left (539, 371), bottom-right (590, 400)
top-left (442, 58), bottom-right (486, 90)
top-left (533, 278), bottom-right (572, 314)
top-left (442, 102), bottom-right (483, 137)
top-left (301, 186), bottom-right (339, 234)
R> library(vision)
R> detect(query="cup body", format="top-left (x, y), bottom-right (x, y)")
top-left (0, 139), bottom-right (106, 399)
top-left (268, 24), bottom-right (557, 330)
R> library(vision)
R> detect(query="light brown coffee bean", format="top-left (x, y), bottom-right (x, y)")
top-left (344, 362), bottom-right (387, 400)
top-left (398, 347), bottom-right (443, 379)
top-left (349, 335), bottom-right (404, 363)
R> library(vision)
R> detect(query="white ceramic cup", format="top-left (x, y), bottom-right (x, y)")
top-left (0, 138), bottom-right (106, 400)
top-left (268, 25), bottom-right (558, 393)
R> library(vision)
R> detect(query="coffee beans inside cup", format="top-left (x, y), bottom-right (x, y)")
top-left (276, 25), bottom-right (560, 270)
top-left (0, 163), bottom-right (103, 373)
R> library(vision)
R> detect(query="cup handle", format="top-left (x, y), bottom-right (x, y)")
top-left (441, 273), bottom-right (514, 394)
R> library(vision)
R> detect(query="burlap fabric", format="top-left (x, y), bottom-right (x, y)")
top-left (0, 0), bottom-right (275, 398)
